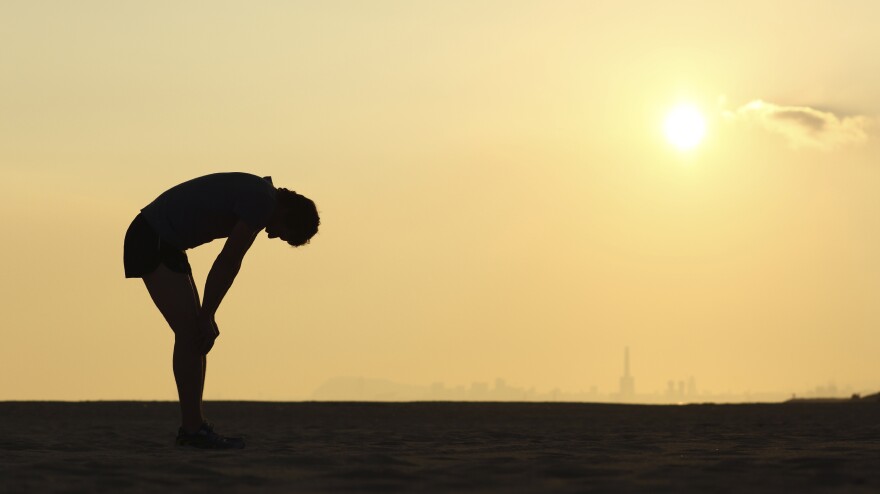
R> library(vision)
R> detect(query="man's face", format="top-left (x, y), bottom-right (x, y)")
top-left (266, 221), bottom-right (292, 242)
top-left (265, 206), bottom-right (293, 242)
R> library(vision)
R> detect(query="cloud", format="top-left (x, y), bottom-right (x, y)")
top-left (723, 100), bottom-right (871, 150)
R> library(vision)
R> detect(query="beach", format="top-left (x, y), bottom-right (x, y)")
top-left (2, 401), bottom-right (878, 493)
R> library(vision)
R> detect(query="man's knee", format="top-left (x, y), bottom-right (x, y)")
top-left (172, 323), bottom-right (202, 350)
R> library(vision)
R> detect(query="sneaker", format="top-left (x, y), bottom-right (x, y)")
top-left (176, 424), bottom-right (245, 449)
top-left (201, 421), bottom-right (244, 445)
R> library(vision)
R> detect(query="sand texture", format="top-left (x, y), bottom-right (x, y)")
top-left (2, 401), bottom-right (879, 493)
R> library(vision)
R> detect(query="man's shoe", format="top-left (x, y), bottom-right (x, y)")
top-left (201, 421), bottom-right (244, 443)
top-left (176, 424), bottom-right (245, 449)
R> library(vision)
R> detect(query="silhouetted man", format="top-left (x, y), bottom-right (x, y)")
top-left (123, 172), bottom-right (319, 449)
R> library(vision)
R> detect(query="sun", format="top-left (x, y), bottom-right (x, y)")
top-left (664, 104), bottom-right (706, 151)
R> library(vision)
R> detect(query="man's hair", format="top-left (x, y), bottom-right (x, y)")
top-left (277, 188), bottom-right (320, 247)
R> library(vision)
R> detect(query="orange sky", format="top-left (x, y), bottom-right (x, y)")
top-left (2, 1), bottom-right (879, 401)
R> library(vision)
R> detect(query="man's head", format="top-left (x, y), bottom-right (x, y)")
top-left (266, 188), bottom-right (320, 247)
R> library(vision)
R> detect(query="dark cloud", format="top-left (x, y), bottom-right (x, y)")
top-left (724, 100), bottom-right (870, 150)
top-left (770, 110), bottom-right (826, 133)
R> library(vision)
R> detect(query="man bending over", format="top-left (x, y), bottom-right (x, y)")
top-left (123, 172), bottom-right (319, 449)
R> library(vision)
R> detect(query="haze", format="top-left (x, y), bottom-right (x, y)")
top-left (2, 1), bottom-right (879, 401)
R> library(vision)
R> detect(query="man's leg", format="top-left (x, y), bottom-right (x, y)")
top-left (143, 263), bottom-right (205, 433)
top-left (200, 355), bottom-right (207, 419)
top-left (185, 275), bottom-right (209, 419)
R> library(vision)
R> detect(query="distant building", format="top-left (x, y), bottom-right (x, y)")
top-left (619, 347), bottom-right (635, 399)
top-left (470, 381), bottom-right (489, 398)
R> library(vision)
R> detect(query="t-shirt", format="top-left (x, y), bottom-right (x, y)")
top-left (141, 172), bottom-right (277, 250)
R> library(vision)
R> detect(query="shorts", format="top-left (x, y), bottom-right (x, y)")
top-left (123, 213), bottom-right (192, 278)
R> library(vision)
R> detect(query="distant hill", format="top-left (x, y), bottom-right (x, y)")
top-left (785, 392), bottom-right (880, 404)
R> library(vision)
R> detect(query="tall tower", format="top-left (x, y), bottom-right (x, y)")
top-left (619, 346), bottom-right (635, 400)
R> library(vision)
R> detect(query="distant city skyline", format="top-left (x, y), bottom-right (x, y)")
top-left (311, 347), bottom-right (866, 404)
top-left (310, 375), bottom-right (861, 404)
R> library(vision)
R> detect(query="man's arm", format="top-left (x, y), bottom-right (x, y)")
top-left (201, 220), bottom-right (260, 318)
top-left (197, 220), bottom-right (260, 354)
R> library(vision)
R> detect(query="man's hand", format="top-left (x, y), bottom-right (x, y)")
top-left (198, 312), bottom-right (220, 355)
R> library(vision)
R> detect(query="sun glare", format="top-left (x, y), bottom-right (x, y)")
top-left (664, 104), bottom-right (706, 151)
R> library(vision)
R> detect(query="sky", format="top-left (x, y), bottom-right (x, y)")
top-left (2, 1), bottom-right (879, 401)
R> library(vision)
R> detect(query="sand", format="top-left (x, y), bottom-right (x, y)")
top-left (2, 401), bottom-right (879, 493)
